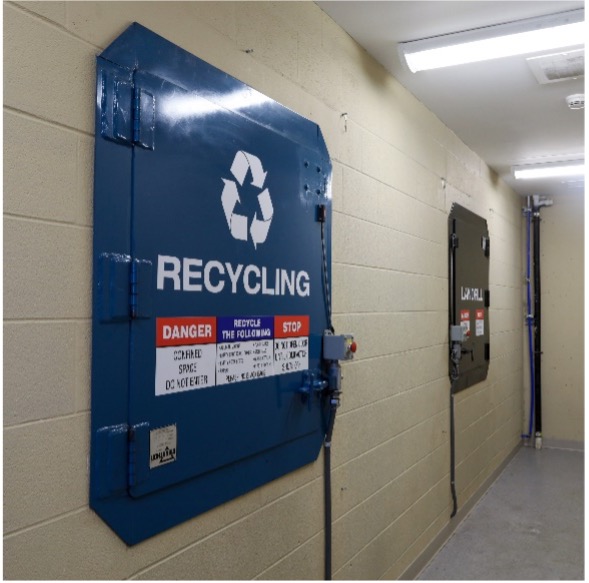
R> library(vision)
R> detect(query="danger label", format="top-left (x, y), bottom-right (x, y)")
top-left (155, 317), bottom-right (217, 395)
top-left (460, 310), bottom-right (471, 338)
top-left (154, 315), bottom-right (310, 395)
top-left (274, 315), bottom-right (310, 338)
top-left (274, 337), bottom-right (308, 374)
top-left (156, 316), bottom-right (216, 346)
top-left (475, 309), bottom-right (485, 336)
top-left (274, 316), bottom-right (309, 374)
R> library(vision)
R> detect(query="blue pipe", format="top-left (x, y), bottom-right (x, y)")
top-left (522, 205), bottom-right (535, 439)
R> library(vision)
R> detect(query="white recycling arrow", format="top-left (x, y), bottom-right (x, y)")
top-left (221, 179), bottom-right (240, 229)
top-left (246, 153), bottom-right (268, 188)
top-left (257, 188), bottom-right (273, 221)
top-left (250, 188), bottom-right (274, 248)
top-left (231, 212), bottom-right (248, 241)
top-left (230, 150), bottom-right (267, 188)
top-left (221, 179), bottom-right (248, 240)
top-left (250, 214), bottom-right (272, 249)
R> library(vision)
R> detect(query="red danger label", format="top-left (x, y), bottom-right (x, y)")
top-left (476, 309), bottom-right (485, 320)
top-left (156, 317), bottom-right (216, 347)
top-left (274, 315), bottom-right (309, 338)
top-left (460, 310), bottom-right (470, 321)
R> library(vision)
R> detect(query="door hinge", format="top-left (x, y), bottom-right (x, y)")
top-left (128, 422), bottom-right (150, 491)
top-left (99, 61), bottom-right (155, 150)
top-left (482, 235), bottom-right (490, 258)
top-left (100, 63), bottom-right (134, 145)
top-left (93, 421), bottom-right (150, 500)
top-left (93, 423), bottom-right (129, 499)
top-left (98, 253), bottom-right (132, 322)
top-left (130, 259), bottom-right (153, 319)
top-left (98, 254), bottom-right (152, 322)
top-left (450, 233), bottom-right (459, 249)
top-left (133, 86), bottom-right (156, 150)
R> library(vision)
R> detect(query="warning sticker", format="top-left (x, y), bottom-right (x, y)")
top-left (216, 317), bottom-right (274, 385)
top-left (155, 317), bottom-right (217, 395)
top-left (154, 315), bottom-right (310, 395)
top-left (475, 309), bottom-right (485, 336)
top-left (156, 316), bottom-right (216, 347)
top-left (274, 315), bottom-right (309, 374)
top-left (460, 310), bottom-right (471, 338)
top-left (150, 424), bottom-right (177, 469)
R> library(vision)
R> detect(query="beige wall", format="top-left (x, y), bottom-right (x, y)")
top-left (538, 192), bottom-right (584, 444)
top-left (4, 1), bottom-right (523, 579)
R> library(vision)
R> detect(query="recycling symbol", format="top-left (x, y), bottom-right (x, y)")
top-left (221, 150), bottom-right (274, 249)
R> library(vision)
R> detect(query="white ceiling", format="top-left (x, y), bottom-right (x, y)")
top-left (316, 1), bottom-right (585, 198)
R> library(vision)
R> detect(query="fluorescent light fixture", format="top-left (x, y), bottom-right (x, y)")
top-left (513, 161), bottom-right (585, 180)
top-left (399, 9), bottom-right (585, 72)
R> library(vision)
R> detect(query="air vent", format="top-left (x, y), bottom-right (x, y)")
top-left (526, 49), bottom-right (584, 84)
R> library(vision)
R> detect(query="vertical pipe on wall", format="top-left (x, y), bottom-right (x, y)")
top-left (532, 205), bottom-right (543, 449)
top-left (522, 200), bottom-right (535, 440)
top-left (529, 195), bottom-right (552, 448)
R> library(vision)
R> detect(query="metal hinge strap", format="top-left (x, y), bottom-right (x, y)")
top-left (133, 87), bottom-right (141, 144)
top-left (483, 235), bottom-right (490, 258)
top-left (129, 259), bottom-right (153, 320)
top-left (128, 425), bottom-right (137, 487)
top-left (99, 60), bottom-right (155, 149)
top-left (129, 260), bottom-right (138, 319)
top-left (133, 85), bottom-right (155, 150)
top-left (99, 61), bottom-right (134, 145)
top-left (128, 422), bottom-right (150, 490)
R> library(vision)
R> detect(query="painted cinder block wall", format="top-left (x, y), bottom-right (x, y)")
top-left (539, 192), bottom-right (584, 445)
top-left (4, 1), bottom-right (523, 579)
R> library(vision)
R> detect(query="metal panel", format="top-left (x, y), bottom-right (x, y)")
top-left (91, 23), bottom-right (332, 544)
top-left (449, 204), bottom-right (490, 392)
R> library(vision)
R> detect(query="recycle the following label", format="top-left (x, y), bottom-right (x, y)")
top-left (221, 150), bottom-right (274, 249)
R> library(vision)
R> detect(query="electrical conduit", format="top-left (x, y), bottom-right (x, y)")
top-left (522, 201), bottom-right (535, 439)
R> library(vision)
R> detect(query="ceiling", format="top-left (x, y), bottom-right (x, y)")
top-left (316, 1), bottom-right (585, 198)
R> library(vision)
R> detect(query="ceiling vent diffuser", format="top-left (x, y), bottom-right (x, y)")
top-left (526, 49), bottom-right (584, 84)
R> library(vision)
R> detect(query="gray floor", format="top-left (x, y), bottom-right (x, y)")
top-left (418, 446), bottom-right (584, 580)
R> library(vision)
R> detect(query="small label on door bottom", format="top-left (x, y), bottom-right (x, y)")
top-left (150, 424), bottom-right (177, 469)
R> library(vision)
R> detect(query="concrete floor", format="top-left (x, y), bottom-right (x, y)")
top-left (418, 446), bottom-right (584, 580)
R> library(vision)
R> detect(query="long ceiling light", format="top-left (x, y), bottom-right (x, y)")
top-left (513, 161), bottom-right (585, 180)
top-left (399, 9), bottom-right (585, 73)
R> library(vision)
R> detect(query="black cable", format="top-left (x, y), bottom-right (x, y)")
top-left (323, 401), bottom-right (337, 581)
top-left (448, 226), bottom-right (459, 518)
top-left (449, 355), bottom-right (459, 518)
top-left (324, 446), bottom-right (332, 581)
top-left (449, 387), bottom-right (458, 518)
top-left (319, 205), bottom-right (336, 579)
top-left (320, 219), bottom-right (334, 333)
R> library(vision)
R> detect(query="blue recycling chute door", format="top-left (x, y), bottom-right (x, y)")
top-left (91, 24), bottom-right (332, 545)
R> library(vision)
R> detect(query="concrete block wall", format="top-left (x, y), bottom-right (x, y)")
top-left (537, 192), bottom-right (584, 445)
top-left (4, 1), bottom-right (523, 579)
